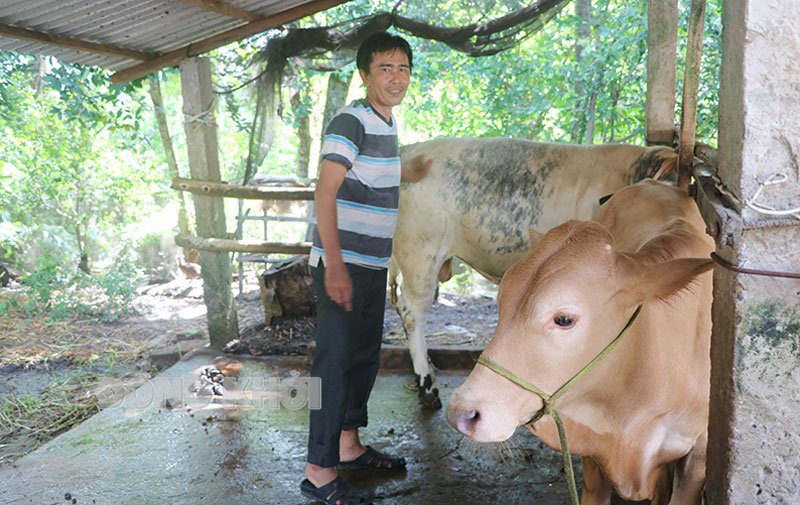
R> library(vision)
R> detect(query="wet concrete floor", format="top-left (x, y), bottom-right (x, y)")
top-left (0, 350), bottom-right (645, 505)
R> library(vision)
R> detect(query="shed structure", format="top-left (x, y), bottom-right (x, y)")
top-left (1, 0), bottom-right (798, 502)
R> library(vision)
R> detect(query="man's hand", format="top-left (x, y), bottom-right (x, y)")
top-left (324, 260), bottom-right (353, 311)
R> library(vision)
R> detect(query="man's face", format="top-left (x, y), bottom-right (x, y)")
top-left (359, 48), bottom-right (410, 118)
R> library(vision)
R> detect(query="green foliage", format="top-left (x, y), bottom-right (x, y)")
top-left (0, 0), bottom-right (724, 292)
top-left (0, 254), bottom-right (144, 322)
top-left (441, 259), bottom-right (477, 296)
top-left (400, 0), bottom-right (720, 145)
top-left (0, 61), bottom-right (168, 270)
top-left (0, 52), bottom-right (35, 121)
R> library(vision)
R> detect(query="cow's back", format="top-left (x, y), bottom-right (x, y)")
top-left (397, 137), bottom-right (675, 280)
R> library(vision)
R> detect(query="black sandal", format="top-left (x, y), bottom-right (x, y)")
top-left (337, 446), bottom-right (406, 471)
top-left (300, 476), bottom-right (371, 504)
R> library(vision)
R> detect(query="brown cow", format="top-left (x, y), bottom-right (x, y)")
top-left (446, 180), bottom-right (714, 504)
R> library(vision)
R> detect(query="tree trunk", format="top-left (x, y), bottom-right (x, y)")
top-left (0, 265), bottom-right (10, 287)
top-left (148, 77), bottom-right (199, 263)
top-left (574, 0), bottom-right (590, 78)
top-left (321, 71), bottom-right (354, 145)
top-left (607, 86), bottom-right (621, 142)
top-left (573, 0), bottom-right (594, 144)
top-left (584, 88), bottom-right (597, 144)
top-left (292, 87), bottom-right (312, 178)
top-left (33, 56), bottom-right (45, 95)
top-left (258, 255), bottom-right (316, 324)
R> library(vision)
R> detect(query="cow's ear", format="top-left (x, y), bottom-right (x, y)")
top-left (619, 256), bottom-right (713, 302)
top-left (528, 229), bottom-right (544, 250)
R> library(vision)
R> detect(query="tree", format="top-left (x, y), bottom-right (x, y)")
top-left (290, 74), bottom-right (313, 178)
top-left (147, 74), bottom-right (199, 263)
top-left (0, 56), bottom-right (163, 271)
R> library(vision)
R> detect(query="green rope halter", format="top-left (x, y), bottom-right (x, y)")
top-left (476, 304), bottom-right (643, 505)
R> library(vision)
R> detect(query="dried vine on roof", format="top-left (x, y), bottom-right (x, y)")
top-left (240, 0), bottom-right (570, 184)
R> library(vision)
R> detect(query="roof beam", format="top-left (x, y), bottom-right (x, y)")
top-left (111, 0), bottom-right (348, 85)
top-left (0, 23), bottom-right (154, 61)
top-left (175, 0), bottom-right (260, 22)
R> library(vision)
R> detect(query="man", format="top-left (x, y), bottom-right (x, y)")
top-left (300, 32), bottom-right (414, 505)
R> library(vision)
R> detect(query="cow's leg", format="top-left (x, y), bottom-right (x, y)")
top-left (651, 463), bottom-right (675, 505)
top-left (667, 432), bottom-right (707, 505)
top-left (580, 456), bottom-right (612, 505)
top-left (395, 264), bottom-right (444, 409)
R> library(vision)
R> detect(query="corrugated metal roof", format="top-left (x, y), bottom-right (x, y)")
top-left (0, 0), bottom-right (348, 80)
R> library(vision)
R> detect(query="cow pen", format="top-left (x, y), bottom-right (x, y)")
top-left (1, 1), bottom-right (798, 503)
top-left (170, 174), bottom-right (315, 318)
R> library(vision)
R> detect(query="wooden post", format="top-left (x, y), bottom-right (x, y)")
top-left (676, 0), bottom-right (706, 189)
top-left (645, 0), bottom-right (679, 146)
top-left (179, 56), bottom-right (238, 348)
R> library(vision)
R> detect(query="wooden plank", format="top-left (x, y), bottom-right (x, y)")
top-left (694, 142), bottom-right (718, 169)
top-left (677, 0), bottom-right (707, 189)
top-left (176, 0), bottom-right (260, 22)
top-left (171, 176), bottom-right (315, 200)
top-left (175, 234), bottom-right (312, 255)
top-left (0, 24), bottom-right (153, 61)
top-left (180, 57), bottom-right (239, 347)
top-left (111, 0), bottom-right (350, 85)
top-left (645, 0), bottom-right (679, 145)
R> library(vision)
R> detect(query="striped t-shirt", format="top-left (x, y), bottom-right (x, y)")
top-left (309, 99), bottom-right (401, 270)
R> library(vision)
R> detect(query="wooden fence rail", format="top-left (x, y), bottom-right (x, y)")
top-left (171, 177), bottom-right (315, 201)
top-left (174, 234), bottom-right (311, 255)
top-left (171, 177), bottom-right (314, 255)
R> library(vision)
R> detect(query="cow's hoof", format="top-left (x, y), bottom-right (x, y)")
top-left (414, 374), bottom-right (442, 409)
top-left (418, 388), bottom-right (441, 409)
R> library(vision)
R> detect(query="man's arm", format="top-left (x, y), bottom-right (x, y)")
top-left (315, 159), bottom-right (352, 311)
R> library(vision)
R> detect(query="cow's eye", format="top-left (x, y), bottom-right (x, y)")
top-left (553, 314), bottom-right (575, 328)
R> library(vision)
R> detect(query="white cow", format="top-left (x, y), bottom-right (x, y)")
top-left (391, 137), bottom-right (677, 408)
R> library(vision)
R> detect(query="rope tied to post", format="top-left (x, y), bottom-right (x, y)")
top-left (183, 96), bottom-right (218, 128)
top-left (476, 305), bottom-right (643, 505)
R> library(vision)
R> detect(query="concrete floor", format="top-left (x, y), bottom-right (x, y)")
top-left (0, 350), bottom-right (645, 505)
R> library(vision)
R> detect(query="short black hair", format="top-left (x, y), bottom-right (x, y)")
top-left (356, 32), bottom-right (413, 74)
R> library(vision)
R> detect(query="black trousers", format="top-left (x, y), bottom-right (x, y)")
top-left (306, 263), bottom-right (387, 468)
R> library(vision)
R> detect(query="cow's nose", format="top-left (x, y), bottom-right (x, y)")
top-left (449, 409), bottom-right (480, 437)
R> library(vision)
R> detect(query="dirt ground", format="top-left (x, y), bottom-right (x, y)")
top-left (0, 275), bottom-right (498, 465)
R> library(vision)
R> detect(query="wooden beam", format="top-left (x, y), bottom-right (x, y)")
top-left (645, 0), bottom-right (679, 145)
top-left (175, 234), bottom-right (312, 255)
top-left (111, 0), bottom-right (349, 85)
top-left (180, 57), bottom-right (238, 347)
top-left (175, 0), bottom-right (260, 22)
top-left (172, 177), bottom-right (315, 200)
top-left (0, 23), bottom-right (153, 61)
top-left (677, 0), bottom-right (707, 189)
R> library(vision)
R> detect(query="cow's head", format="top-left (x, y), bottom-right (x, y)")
top-left (446, 220), bottom-right (712, 443)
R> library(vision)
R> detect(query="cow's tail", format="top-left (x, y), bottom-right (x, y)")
top-left (389, 256), bottom-right (400, 309)
top-left (651, 147), bottom-right (678, 181)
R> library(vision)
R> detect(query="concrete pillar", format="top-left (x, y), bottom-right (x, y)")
top-left (179, 57), bottom-right (239, 348)
top-left (706, 1), bottom-right (800, 503)
top-left (645, 0), bottom-right (678, 145)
